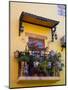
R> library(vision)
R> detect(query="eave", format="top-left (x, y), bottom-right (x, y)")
top-left (19, 12), bottom-right (59, 42)
top-left (20, 11), bottom-right (59, 28)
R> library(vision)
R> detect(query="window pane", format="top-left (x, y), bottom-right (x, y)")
top-left (29, 37), bottom-right (45, 49)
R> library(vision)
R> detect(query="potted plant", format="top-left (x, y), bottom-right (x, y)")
top-left (38, 51), bottom-right (64, 77)
top-left (48, 51), bottom-right (64, 76)
top-left (14, 50), bottom-right (30, 76)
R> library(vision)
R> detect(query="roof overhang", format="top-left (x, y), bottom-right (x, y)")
top-left (19, 12), bottom-right (59, 42)
top-left (20, 12), bottom-right (59, 28)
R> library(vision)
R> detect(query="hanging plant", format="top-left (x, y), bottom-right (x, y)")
top-left (60, 36), bottom-right (66, 48)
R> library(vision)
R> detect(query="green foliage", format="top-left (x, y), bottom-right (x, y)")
top-left (15, 48), bottom-right (64, 76)
top-left (38, 51), bottom-right (64, 75)
top-left (19, 55), bottom-right (30, 62)
top-left (38, 61), bottom-right (48, 69)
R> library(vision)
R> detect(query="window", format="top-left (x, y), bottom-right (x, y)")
top-left (57, 5), bottom-right (66, 16)
top-left (28, 37), bottom-right (45, 49)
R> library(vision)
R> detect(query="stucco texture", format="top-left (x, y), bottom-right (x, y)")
top-left (9, 2), bottom-right (66, 88)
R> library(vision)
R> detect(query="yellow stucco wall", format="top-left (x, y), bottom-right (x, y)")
top-left (10, 2), bottom-right (65, 88)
